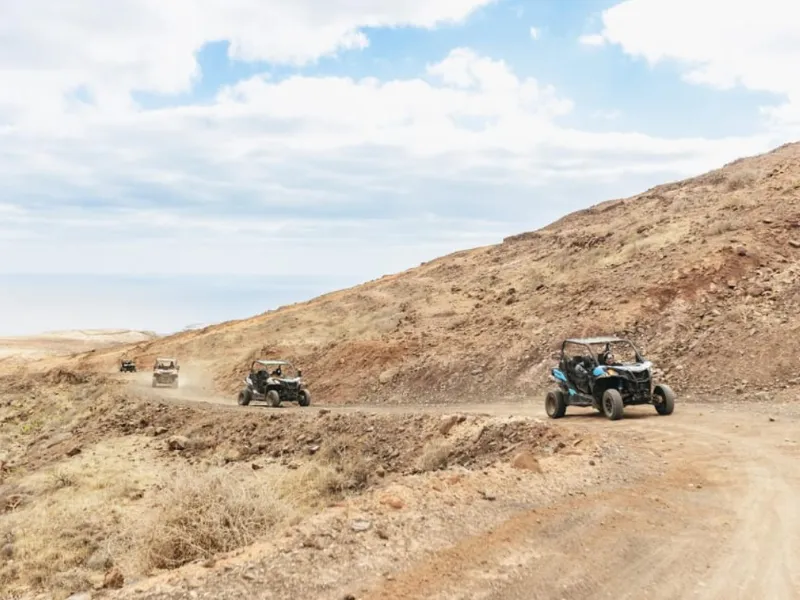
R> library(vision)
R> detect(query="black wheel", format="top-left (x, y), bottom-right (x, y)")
top-left (267, 390), bottom-right (281, 408)
top-left (151, 379), bottom-right (157, 388)
top-left (298, 389), bottom-right (311, 407)
top-left (602, 389), bottom-right (624, 421)
top-left (654, 384), bottom-right (675, 416)
top-left (238, 389), bottom-right (252, 406)
top-left (545, 390), bottom-right (567, 419)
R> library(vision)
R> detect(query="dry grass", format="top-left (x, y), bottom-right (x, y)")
top-left (416, 440), bottom-right (455, 472)
top-left (47, 469), bottom-right (77, 491)
top-left (0, 492), bottom-right (110, 596)
top-left (134, 469), bottom-right (289, 571)
top-left (708, 218), bottom-right (738, 235)
top-left (283, 436), bottom-right (374, 504)
top-left (134, 437), bottom-right (387, 573)
top-left (726, 170), bottom-right (758, 192)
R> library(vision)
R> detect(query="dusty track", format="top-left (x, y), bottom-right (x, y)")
top-left (368, 409), bottom-right (800, 600)
top-left (130, 372), bottom-right (800, 600)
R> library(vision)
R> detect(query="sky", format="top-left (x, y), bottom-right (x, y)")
top-left (1, 0), bottom-right (799, 335)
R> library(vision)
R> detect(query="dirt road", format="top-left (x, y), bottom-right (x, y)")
top-left (131, 371), bottom-right (800, 600)
top-left (359, 406), bottom-right (800, 600)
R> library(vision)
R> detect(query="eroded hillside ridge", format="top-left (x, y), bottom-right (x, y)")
top-left (66, 142), bottom-right (800, 402)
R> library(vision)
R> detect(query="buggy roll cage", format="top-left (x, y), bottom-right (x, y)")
top-left (250, 360), bottom-right (301, 377)
top-left (560, 336), bottom-right (645, 367)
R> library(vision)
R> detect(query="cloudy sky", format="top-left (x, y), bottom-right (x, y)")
top-left (1, 0), bottom-right (798, 335)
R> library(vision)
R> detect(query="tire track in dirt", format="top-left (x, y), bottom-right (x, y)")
top-left (354, 412), bottom-right (800, 600)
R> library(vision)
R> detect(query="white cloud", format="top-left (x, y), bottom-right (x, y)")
top-left (0, 0), bottom-right (792, 292)
top-left (0, 0), bottom-right (496, 118)
top-left (592, 109), bottom-right (622, 120)
top-left (579, 34), bottom-right (606, 46)
top-left (582, 0), bottom-right (800, 126)
top-left (529, 26), bottom-right (540, 40)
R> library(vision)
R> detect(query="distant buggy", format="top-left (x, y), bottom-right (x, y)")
top-left (238, 360), bottom-right (311, 408)
top-left (152, 357), bottom-right (179, 388)
top-left (546, 336), bottom-right (675, 421)
top-left (119, 359), bottom-right (137, 373)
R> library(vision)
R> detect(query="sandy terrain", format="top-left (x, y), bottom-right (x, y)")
top-left (123, 379), bottom-right (800, 600)
top-left (2, 367), bottom-right (798, 600)
top-left (3, 142), bottom-right (800, 599)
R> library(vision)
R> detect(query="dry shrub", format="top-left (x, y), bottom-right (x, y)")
top-left (708, 218), bottom-right (737, 235)
top-left (284, 437), bottom-right (373, 504)
top-left (704, 171), bottom-right (727, 186)
top-left (725, 171), bottom-right (757, 192)
top-left (279, 463), bottom-right (344, 505)
top-left (0, 497), bottom-right (107, 595)
top-left (47, 470), bottom-right (77, 491)
top-left (416, 440), bottom-right (454, 472)
top-left (136, 469), bottom-right (288, 571)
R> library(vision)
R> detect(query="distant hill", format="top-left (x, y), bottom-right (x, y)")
top-left (0, 329), bottom-right (158, 362)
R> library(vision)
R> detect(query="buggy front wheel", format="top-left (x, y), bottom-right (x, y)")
top-left (267, 390), bottom-right (281, 408)
top-left (653, 384), bottom-right (675, 416)
top-left (238, 389), bottom-right (252, 406)
top-left (545, 390), bottom-right (567, 419)
top-left (298, 389), bottom-right (311, 407)
top-left (602, 389), bottom-right (624, 421)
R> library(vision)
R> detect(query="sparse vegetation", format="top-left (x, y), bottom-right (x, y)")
top-left (135, 469), bottom-right (288, 571)
top-left (726, 170), bottom-right (758, 191)
top-left (47, 469), bottom-right (77, 490)
top-left (704, 170), bottom-right (728, 186)
top-left (417, 440), bottom-right (455, 472)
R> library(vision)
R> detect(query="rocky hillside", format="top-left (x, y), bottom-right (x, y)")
top-left (66, 142), bottom-right (800, 403)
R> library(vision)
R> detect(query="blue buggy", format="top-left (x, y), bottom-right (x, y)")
top-left (546, 336), bottom-right (676, 421)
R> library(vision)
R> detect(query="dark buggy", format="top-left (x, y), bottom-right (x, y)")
top-left (546, 336), bottom-right (675, 421)
top-left (237, 360), bottom-right (311, 408)
top-left (119, 359), bottom-right (137, 373)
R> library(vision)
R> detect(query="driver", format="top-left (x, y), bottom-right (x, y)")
top-left (271, 366), bottom-right (282, 377)
top-left (601, 350), bottom-right (618, 365)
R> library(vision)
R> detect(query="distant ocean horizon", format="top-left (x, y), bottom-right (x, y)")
top-left (0, 273), bottom-right (362, 337)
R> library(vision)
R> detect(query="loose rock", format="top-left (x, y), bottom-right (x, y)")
top-left (103, 567), bottom-right (125, 589)
top-left (350, 519), bottom-right (372, 532)
top-left (511, 451), bottom-right (542, 473)
top-left (167, 436), bottom-right (189, 451)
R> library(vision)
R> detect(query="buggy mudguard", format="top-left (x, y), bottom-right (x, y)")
top-left (551, 368), bottom-right (578, 396)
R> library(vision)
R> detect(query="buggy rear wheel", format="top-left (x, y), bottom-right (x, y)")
top-left (298, 389), bottom-right (311, 407)
top-left (602, 389), bottom-right (624, 421)
top-left (654, 384), bottom-right (675, 416)
top-left (267, 390), bottom-right (281, 408)
top-left (545, 390), bottom-right (566, 419)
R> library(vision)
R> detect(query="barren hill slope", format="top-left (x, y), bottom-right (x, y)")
top-left (69, 142), bottom-right (800, 403)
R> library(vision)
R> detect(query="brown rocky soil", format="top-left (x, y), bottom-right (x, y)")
top-left (1, 368), bottom-right (617, 600)
top-left (34, 142), bottom-right (800, 405)
top-left (4, 367), bottom-right (799, 600)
